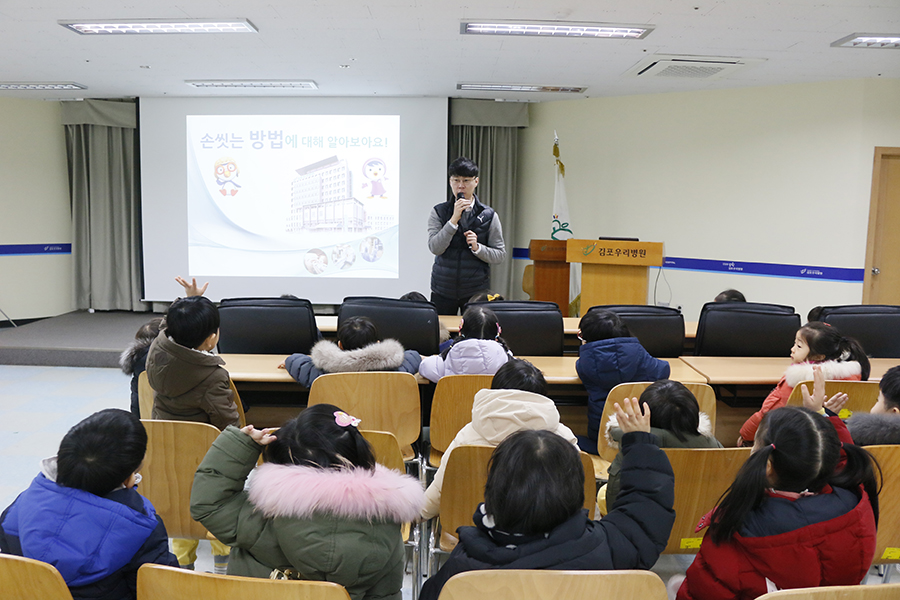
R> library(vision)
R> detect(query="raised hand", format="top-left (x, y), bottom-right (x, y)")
top-left (175, 276), bottom-right (209, 297)
top-left (614, 397), bottom-right (651, 434)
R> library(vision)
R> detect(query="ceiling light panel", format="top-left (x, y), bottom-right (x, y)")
top-left (458, 83), bottom-right (586, 93)
top-left (59, 19), bottom-right (257, 35)
top-left (831, 33), bottom-right (900, 48)
top-left (461, 21), bottom-right (652, 39)
top-left (186, 80), bottom-right (318, 89)
top-left (0, 82), bottom-right (87, 90)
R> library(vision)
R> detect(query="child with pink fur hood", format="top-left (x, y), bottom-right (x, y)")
top-left (190, 404), bottom-right (424, 600)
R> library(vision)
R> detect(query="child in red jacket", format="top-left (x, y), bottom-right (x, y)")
top-left (677, 402), bottom-right (879, 600)
top-left (737, 321), bottom-right (869, 446)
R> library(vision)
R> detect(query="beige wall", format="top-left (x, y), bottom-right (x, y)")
top-left (516, 78), bottom-right (900, 321)
top-left (0, 98), bottom-right (73, 320)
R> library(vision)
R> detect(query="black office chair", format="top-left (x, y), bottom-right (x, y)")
top-left (694, 301), bottom-right (800, 356)
top-left (466, 300), bottom-right (564, 356)
top-left (588, 305), bottom-right (685, 358)
top-left (818, 305), bottom-right (900, 358)
top-left (217, 297), bottom-right (320, 355)
top-left (338, 296), bottom-right (440, 356)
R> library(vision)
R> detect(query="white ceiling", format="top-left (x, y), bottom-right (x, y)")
top-left (1, 0), bottom-right (898, 101)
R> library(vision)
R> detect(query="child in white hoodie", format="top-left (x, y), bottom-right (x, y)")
top-left (420, 359), bottom-right (577, 520)
top-left (419, 305), bottom-right (512, 383)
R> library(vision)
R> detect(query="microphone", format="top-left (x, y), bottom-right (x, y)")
top-left (457, 192), bottom-right (465, 200)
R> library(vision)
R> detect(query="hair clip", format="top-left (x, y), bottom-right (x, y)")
top-left (334, 411), bottom-right (361, 428)
top-left (487, 294), bottom-right (499, 301)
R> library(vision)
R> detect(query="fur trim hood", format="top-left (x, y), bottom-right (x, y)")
top-left (247, 463), bottom-right (424, 523)
top-left (119, 335), bottom-right (156, 374)
top-left (784, 360), bottom-right (862, 388)
top-left (605, 412), bottom-right (713, 450)
top-left (846, 413), bottom-right (900, 446)
top-left (311, 338), bottom-right (406, 373)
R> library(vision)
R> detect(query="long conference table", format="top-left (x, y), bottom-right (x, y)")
top-left (221, 353), bottom-right (900, 388)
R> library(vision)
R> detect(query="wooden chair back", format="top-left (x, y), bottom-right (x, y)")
top-left (0, 554), bottom-right (73, 600)
top-left (429, 374), bottom-right (495, 467)
top-left (865, 444), bottom-right (900, 565)
top-left (662, 447), bottom-right (751, 554)
top-left (439, 445), bottom-right (597, 551)
top-left (437, 569), bottom-right (667, 600)
top-left (140, 419), bottom-right (221, 540)
top-left (755, 583), bottom-right (900, 600)
top-left (138, 371), bottom-right (154, 419)
top-left (308, 372), bottom-right (420, 459)
top-left (137, 564), bottom-right (352, 599)
top-left (786, 379), bottom-right (880, 417)
top-left (139, 372), bottom-right (245, 427)
top-left (361, 429), bottom-right (405, 472)
top-left (598, 382), bottom-right (718, 463)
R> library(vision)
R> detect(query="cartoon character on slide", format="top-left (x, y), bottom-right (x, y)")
top-left (214, 157), bottom-right (241, 196)
top-left (362, 158), bottom-right (388, 199)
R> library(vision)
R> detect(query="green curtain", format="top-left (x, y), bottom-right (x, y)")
top-left (62, 99), bottom-right (147, 311)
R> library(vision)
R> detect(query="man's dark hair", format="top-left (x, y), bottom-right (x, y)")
top-left (484, 430), bottom-right (583, 535)
top-left (337, 316), bottom-right (379, 351)
top-left (57, 409), bottom-right (147, 497)
top-left (491, 359), bottom-right (547, 396)
top-left (880, 365), bottom-right (900, 410)
top-left (166, 296), bottom-right (219, 349)
top-left (448, 157), bottom-right (479, 178)
top-left (579, 309), bottom-right (630, 343)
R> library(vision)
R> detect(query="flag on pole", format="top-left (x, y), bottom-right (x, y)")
top-left (551, 132), bottom-right (581, 316)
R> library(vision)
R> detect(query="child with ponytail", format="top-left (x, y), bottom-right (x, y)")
top-left (190, 404), bottom-right (424, 600)
top-left (419, 305), bottom-right (512, 382)
top-left (737, 321), bottom-right (870, 446)
top-left (676, 384), bottom-right (879, 600)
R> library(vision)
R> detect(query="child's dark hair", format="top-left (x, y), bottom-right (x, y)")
top-left (807, 306), bottom-right (824, 322)
top-left (491, 359), bottom-right (547, 396)
top-left (264, 404), bottom-right (375, 470)
top-left (579, 309), bottom-right (630, 343)
top-left (166, 296), bottom-right (219, 349)
top-left (57, 409), bottom-right (147, 497)
top-left (879, 365), bottom-right (900, 411)
top-left (798, 321), bottom-right (871, 380)
top-left (640, 380), bottom-right (701, 443)
top-left (484, 430), bottom-right (583, 536)
top-left (714, 289), bottom-right (746, 303)
top-left (468, 291), bottom-right (504, 304)
top-left (710, 406), bottom-right (880, 544)
top-left (448, 156), bottom-right (478, 178)
top-left (441, 305), bottom-right (510, 359)
top-left (136, 316), bottom-right (164, 342)
top-left (337, 316), bottom-right (379, 351)
top-left (399, 291), bottom-right (428, 303)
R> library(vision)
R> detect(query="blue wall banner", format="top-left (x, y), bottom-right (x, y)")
top-left (0, 244), bottom-right (72, 256)
top-left (661, 256), bottom-right (864, 283)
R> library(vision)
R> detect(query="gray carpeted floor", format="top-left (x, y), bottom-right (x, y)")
top-left (0, 311), bottom-right (163, 367)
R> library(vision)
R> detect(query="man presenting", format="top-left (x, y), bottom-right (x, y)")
top-left (428, 157), bottom-right (506, 315)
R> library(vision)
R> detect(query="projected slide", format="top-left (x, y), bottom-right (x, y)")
top-left (186, 115), bottom-right (400, 278)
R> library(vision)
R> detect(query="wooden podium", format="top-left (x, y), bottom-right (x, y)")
top-left (566, 239), bottom-right (664, 309)
top-left (528, 239), bottom-right (570, 316)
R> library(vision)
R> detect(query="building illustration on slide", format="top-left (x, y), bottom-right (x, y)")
top-left (287, 156), bottom-right (367, 233)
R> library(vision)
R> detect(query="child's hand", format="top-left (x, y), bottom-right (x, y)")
top-left (277, 361), bottom-right (286, 369)
top-left (175, 276), bottom-right (209, 297)
top-left (241, 425), bottom-right (277, 445)
top-left (613, 397), bottom-right (651, 434)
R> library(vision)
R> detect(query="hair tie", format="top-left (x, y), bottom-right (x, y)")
top-left (769, 443), bottom-right (776, 451)
top-left (334, 411), bottom-right (361, 428)
top-left (495, 322), bottom-right (502, 339)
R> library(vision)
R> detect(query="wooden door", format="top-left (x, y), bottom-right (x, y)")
top-left (864, 147), bottom-right (900, 303)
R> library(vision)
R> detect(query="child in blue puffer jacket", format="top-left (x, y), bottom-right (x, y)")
top-left (575, 309), bottom-right (670, 454)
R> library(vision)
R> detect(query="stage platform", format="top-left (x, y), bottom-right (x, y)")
top-left (0, 311), bottom-right (162, 368)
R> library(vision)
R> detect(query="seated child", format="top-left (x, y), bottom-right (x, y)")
top-left (190, 404), bottom-right (424, 599)
top-left (119, 316), bottom-right (163, 418)
top-left (401, 291), bottom-right (450, 347)
top-left (676, 405), bottom-right (879, 599)
top-left (420, 358), bottom-right (577, 520)
top-left (575, 309), bottom-right (670, 454)
top-left (603, 380), bottom-right (722, 509)
top-left (738, 321), bottom-right (869, 446)
top-left (714, 289), bottom-right (746, 303)
top-left (846, 364), bottom-right (900, 445)
top-left (419, 305), bottom-right (512, 383)
top-left (145, 295), bottom-right (240, 430)
top-left (0, 409), bottom-right (178, 599)
top-left (420, 399), bottom-right (676, 600)
top-left (282, 316), bottom-right (422, 387)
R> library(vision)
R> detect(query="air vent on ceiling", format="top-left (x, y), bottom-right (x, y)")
top-left (627, 55), bottom-right (764, 79)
